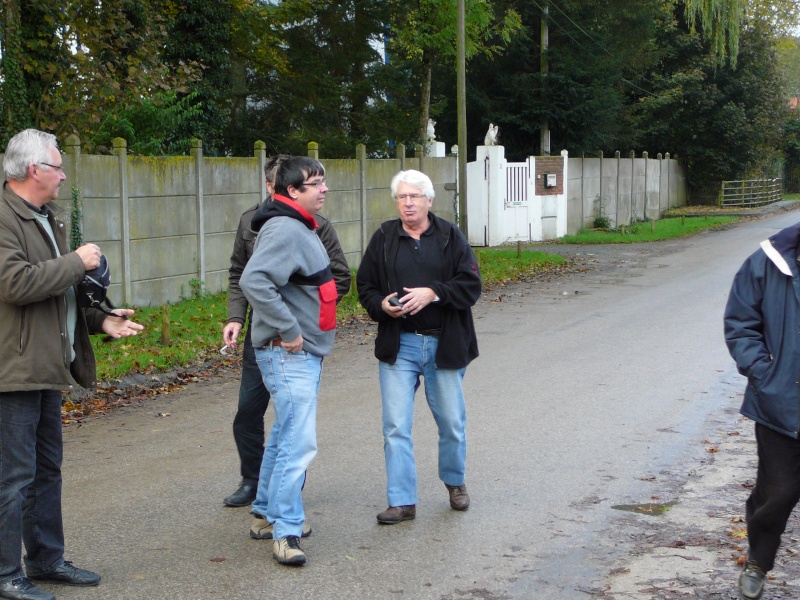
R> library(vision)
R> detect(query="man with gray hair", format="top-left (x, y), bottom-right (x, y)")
top-left (357, 169), bottom-right (481, 525)
top-left (0, 129), bottom-right (143, 600)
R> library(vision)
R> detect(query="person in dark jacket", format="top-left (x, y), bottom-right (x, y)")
top-left (0, 129), bottom-right (142, 600)
top-left (357, 169), bottom-right (481, 525)
top-left (724, 222), bottom-right (800, 600)
top-left (221, 155), bottom-right (350, 508)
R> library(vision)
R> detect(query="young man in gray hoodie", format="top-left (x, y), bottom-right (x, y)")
top-left (240, 156), bottom-right (336, 566)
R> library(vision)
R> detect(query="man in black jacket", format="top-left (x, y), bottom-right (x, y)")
top-left (221, 155), bottom-right (350, 509)
top-left (724, 223), bottom-right (800, 600)
top-left (357, 169), bottom-right (480, 524)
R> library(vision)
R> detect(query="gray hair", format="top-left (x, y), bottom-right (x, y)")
top-left (4, 129), bottom-right (59, 181)
top-left (390, 170), bottom-right (435, 200)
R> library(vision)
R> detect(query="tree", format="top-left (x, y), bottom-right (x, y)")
top-left (631, 7), bottom-right (787, 197)
top-left (0, 0), bottom-right (201, 151)
top-left (430, 0), bottom-right (665, 160)
top-left (683, 0), bottom-right (745, 66)
top-left (163, 0), bottom-right (236, 155)
top-left (0, 0), bottom-right (32, 145)
top-left (388, 0), bottom-right (521, 143)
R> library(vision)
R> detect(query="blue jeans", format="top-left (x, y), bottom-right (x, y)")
top-left (378, 332), bottom-right (467, 507)
top-left (251, 346), bottom-right (321, 540)
top-left (0, 390), bottom-right (65, 583)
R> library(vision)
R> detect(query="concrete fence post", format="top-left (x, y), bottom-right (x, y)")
top-left (308, 142), bottom-right (319, 160)
top-left (657, 153), bottom-right (663, 214)
top-left (415, 144), bottom-right (424, 172)
top-left (397, 144), bottom-right (406, 171)
top-left (254, 140), bottom-right (267, 202)
top-left (615, 150), bottom-right (621, 227)
top-left (629, 150), bottom-right (635, 223)
top-left (63, 134), bottom-right (82, 247)
top-left (665, 152), bottom-right (671, 209)
top-left (642, 151), bottom-right (649, 221)
top-left (357, 143), bottom-right (367, 260)
top-left (191, 138), bottom-right (205, 286)
top-left (112, 137), bottom-right (131, 304)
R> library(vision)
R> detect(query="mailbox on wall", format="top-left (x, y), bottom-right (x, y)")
top-left (545, 173), bottom-right (557, 188)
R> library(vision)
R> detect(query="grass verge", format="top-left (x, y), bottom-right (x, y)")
top-left (92, 249), bottom-right (566, 382)
top-left (559, 216), bottom-right (739, 244)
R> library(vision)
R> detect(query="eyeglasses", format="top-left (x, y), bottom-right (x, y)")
top-left (396, 193), bottom-right (425, 201)
top-left (39, 162), bottom-right (64, 173)
top-left (302, 179), bottom-right (326, 188)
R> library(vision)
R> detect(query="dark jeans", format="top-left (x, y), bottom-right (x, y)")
top-left (0, 390), bottom-right (65, 583)
top-left (232, 329), bottom-right (271, 483)
top-left (746, 422), bottom-right (800, 571)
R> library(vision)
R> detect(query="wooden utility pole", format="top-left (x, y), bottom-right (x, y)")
top-left (540, 0), bottom-right (550, 156)
top-left (457, 0), bottom-right (468, 234)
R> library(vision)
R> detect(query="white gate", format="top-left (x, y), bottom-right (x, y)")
top-left (466, 145), bottom-right (566, 246)
top-left (505, 159), bottom-right (532, 241)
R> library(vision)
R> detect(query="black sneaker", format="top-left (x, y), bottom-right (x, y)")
top-left (0, 577), bottom-right (55, 600)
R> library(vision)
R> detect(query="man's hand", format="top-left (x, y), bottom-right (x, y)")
top-left (283, 335), bottom-right (304, 353)
top-left (382, 293), bottom-right (408, 319)
top-left (101, 309), bottom-right (144, 339)
top-left (75, 243), bottom-right (102, 271)
top-left (223, 322), bottom-right (243, 349)
top-left (398, 287), bottom-right (438, 316)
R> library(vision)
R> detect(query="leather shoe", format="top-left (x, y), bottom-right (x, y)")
top-left (445, 483), bottom-right (470, 510)
top-left (377, 505), bottom-right (416, 524)
top-left (738, 556), bottom-right (766, 599)
top-left (28, 560), bottom-right (100, 587)
top-left (223, 480), bottom-right (257, 507)
top-left (0, 577), bottom-right (54, 600)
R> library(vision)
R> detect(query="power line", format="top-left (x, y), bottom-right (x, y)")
top-left (528, 0), bottom-right (658, 97)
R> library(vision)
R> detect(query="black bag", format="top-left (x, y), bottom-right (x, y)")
top-left (76, 255), bottom-right (119, 316)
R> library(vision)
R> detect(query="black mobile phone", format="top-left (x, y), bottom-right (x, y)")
top-left (388, 296), bottom-right (404, 308)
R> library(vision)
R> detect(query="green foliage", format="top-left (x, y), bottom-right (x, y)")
top-left (559, 216), bottom-right (739, 244)
top-left (91, 290), bottom-right (229, 380)
top-left (684, 0), bottom-right (744, 67)
top-left (69, 186), bottom-right (83, 251)
top-left (630, 13), bottom-right (786, 194)
top-left (0, 0), bottom-right (33, 146)
top-left (187, 278), bottom-right (206, 300)
top-left (432, 0), bottom-right (665, 159)
top-left (592, 196), bottom-right (611, 230)
top-left (162, 0), bottom-right (235, 156)
top-left (90, 91), bottom-right (203, 155)
top-left (2, 0), bottom-right (201, 150)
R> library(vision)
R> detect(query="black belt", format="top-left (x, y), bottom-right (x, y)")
top-left (407, 328), bottom-right (442, 337)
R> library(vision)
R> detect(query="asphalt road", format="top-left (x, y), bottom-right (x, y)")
top-left (49, 210), bottom-right (800, 600)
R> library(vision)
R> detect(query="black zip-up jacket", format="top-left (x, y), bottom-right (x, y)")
top-left (357, 212), bottom-right (481, 369)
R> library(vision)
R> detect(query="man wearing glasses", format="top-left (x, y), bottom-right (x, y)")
top-left (240, 156), bottom-right (336, 566)
top-left (0, 129), bottom-right (143, 600)
top-left (221, 155), bottom-right (349, 510)
top-left (356, 169), bottom-right (481, 525)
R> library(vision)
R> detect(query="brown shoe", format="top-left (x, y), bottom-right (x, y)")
top-left (377, 505), bottom-right (416, 524)
top-left (446, 483), bottom-right (470, 510)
